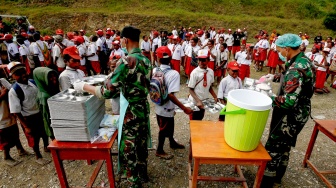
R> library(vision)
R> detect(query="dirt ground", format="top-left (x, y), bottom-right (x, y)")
top-left (0, 63), bottom-right (335, 188)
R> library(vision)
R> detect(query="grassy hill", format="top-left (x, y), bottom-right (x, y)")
top-left (1, 0), bottom-right (336, 39)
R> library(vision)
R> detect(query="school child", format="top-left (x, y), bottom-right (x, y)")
top-left (7, 62), bottom-right (50, 165)
top-left (267, 38), bottom-right (281, 74)
top-left (217, 61), bottom-right (243, 121)
top-left (87, 36), bottom-right (100, 75)
top-left (314, 48), bottom-right (331, 93)
top-left (0, 78), bottom-right (29, 166)
top-left (73, 36), bottom-right (87, 75)
top-left (141, 35), bottom-right (151, 61)
top-left (215, 43), bottom-right (228, 84)
top-left (184, 37), bottom-right (200, 84)
top-left (188, 49), bottom-right (217, 120)
top-left (203, 39), bottom-right (217, 71)
top-left (235, 44), bottom-right (252, 81)
top-left (16, 35), bottom-right (31, 76)
top-left (154, 46), bottom-right (193, 159)
top-left (168, 36), bottom-right (184, 73)
top-left (52, 35), bottom-right (66, 73)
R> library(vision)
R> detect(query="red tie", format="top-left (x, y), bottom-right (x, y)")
top-left (172, 45), bottom-right (176, 52)
top-left (203, 71), bottom-right (207, 87)
top-left (311, 55), bottom-right (315, 61)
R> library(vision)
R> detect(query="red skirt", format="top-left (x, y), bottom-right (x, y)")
top-left (267, 50), bottom-right (279, 68)
top-left (170, 59), bottom-right (180, 73)
top-left (215, 68), bottom-right (225, 77)
top-left (232, 46), bottom-right (241, 55)
top-left (238, 64), bottom-right (250, 81)
top-left (90, 60), bottom-right (101, 74)
top-left (258, 49), bottom-right (267, 61)
top-left (0, 124), bottom-right (20, 150)
top-left (208, 61), bottom-right (215, 71)
top-left (185, 57), bottom-right (197, 75)
top-left (315, 70), bottom-right (326, 89)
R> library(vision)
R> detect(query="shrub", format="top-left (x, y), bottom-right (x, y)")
top-left (323, 12), bottom-right (336, 31)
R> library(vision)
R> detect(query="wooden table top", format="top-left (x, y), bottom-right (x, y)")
top-left (190, 120), bottom-right (271, 161)
top-left (314, 119), bottom-right (336, 138)
top-left (48, 130), bottom-right (118, 149)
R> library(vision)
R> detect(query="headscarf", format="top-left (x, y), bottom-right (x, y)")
top-left (275, 33), bottom-right (302, 48)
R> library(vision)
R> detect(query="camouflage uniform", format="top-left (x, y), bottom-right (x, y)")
top-left (102, 48), bottom-right (152, 187)
top-left (262, 52), bottom-right (315, 186)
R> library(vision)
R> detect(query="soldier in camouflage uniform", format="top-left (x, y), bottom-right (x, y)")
top-left (261, 34), bottom-right (315, 188)
top-left (75, 26), bottom-right (152, 188)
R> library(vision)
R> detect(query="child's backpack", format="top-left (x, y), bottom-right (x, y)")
top-left (12, 79), bottom-right (37, 104)
top-left (149, 67), bottom-right (171, 105)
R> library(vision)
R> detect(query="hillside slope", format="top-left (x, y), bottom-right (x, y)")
top-left (1, 0), bottom-right (336, 37)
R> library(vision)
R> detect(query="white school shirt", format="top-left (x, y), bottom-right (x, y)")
top-left (210, 30), bottom-right (216, 39)
top-left (77, 44), bottom-right (86, 66)
top-left (188, 67), bottom-right (214, 104)
top-left (96, 36), bottom-right (106, 51)
top-left (314, 55), bottom-right (330, 71)
top-left (52, 44), bottom-right (65, 68)
top-left (106, 37), bottom-right (114, 49)
top-left (59, 66), bottom-right (85, 91)
top-left (19, 44), bottom-right (29, 57)
top-left (32, 40), bottom-right (46, 61)
top-left (217, 50), bottom-right (228, 67)
top-left (154, 64), bottom-right (180, 117)
top-left (185, 45), bottom-right (200, 58)
top-left (259, 39), bottom-right (270, 49)
top-left (172, 29), bottom-right (178, 37)
top-left (169, 44), bottom-right (184, 61)
top-left (302, 39), bottom-right (309, 47)
top-left (151, 37), bottom-right (159, 52)
top-left (24, 40), bottom-right (30, 48)
top-left (8, 82), bottom-right (40, 117)
top-left (203, 46), bottom-right (217, 61)
top-left (7, 43), bottom-right (19, 59)
top-left (225, 34), bottom-right (234, 46)
top-left (202, 38), bottom-right (209, 47)
top-left (235, 51), bottom-right (251, 65)
top-left (110, 48), bottom-right (125, 58)
top-left (87, 43), bottom-right (99, 61)
top-left (182, 40), bottom-right (190, 53)
top-left (141, 41), bottom-right (151, 52)
top-left (217, 75), bottom-right (243, 99)
top-left (0, 99), bottom-right (16, 129)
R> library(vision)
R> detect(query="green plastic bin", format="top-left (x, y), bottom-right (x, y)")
top-left (220, 89), bottom-right (272, 151)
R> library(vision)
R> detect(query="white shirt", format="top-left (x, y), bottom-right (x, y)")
top-left (204, 46), bottom-right (217, 61)
top-left (172, 29), bottom-right (178, 37)
top-left (314, 55), bottom-right (329, 71)
top-left (141, 40), bottom-right (151, 52)
top-left (188, 67), bottom-right (214, 104)
top-left (154, 64), bottom-right (180, 117)
top-left (52, 44), bottom-right (65, 68)
top-left (259, 39), bottom-right (270, 49)
top-left (217, 51), bottom-right (228, 67)
top-left (59, 66), bottom-right (85, 91)
top-left (87, 43), bottom-right (99, 61)
top-left (182, 40), bottom-right (190, 53)
top-left (169, 44), bottom-right (184, 60)
top-left (302, 39), bottom-right (309, 47)
top-left (32, 40), bottom-right (46, 61)
top-left (225, 34), bottom-right (234, 46)
top-left (185, 45), bottom-right (200, 57)
top-left (152, 37), bottom-right (159, 52)
top-left (8, 82), bottom-right (40, 117)
top-left (109, 48), bottom-right (125, 58)
top-left (77, 44), bottom-right (86, 66)
top-left (7, 43), bottom-right (19, 59)
top-left (96, 37), bottom-right (106, 51)
top-left (235, 51), bottom-right (251, 65)
top-left (24, 40), bottom-right (30, 48)
top-left (0, 97), bottom-right (16, 129)
top-left (19, 44), bottom-right (29, 56)
top-left (210, 30), bottom-right (216, 39)
top-left (106, 37), bottom-right (114, 49)
top-left (217, 75), bottom-right (242, 99)
top-left (202, 38), bottom-right (209, 47)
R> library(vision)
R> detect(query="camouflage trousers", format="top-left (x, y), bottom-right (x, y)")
top-left (119, 110), bottom-right (149, 188)
top-left (262, 105), bottom-right (310, 186)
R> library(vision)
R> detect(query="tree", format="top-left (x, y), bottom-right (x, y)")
top-left (323, 12), bottom-right (336, 31)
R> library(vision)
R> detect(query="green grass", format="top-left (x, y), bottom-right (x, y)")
top-left (1, 0), bottom-right (336, 37)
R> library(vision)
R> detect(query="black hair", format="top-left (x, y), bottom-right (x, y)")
top-left (63, 54), bottom-right (71, 62)
top-left (223, 43), bottom-right (228, 48)
top-left (219, 36), bottom-right (224, 40)
top-left (73, 31), bottom-right (79, 36)
top-left (143, 35), bottom-right (147, 39)
top-left (209, 39), bottom-right (214, 45)
top-left (191, 37), bottom-right (199, 43)
top-left (33, 33), bottom-right (40, 40)
top-left (91, 35), bottom-right (98, 42)
top-left (159, 56), bottom-right (171, 65)
top-left (206, 33), bottom-right (210, 38)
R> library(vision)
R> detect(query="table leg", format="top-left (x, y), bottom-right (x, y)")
top-left (105, 153), bottom-right (115, 188)
top-left (192, 158), bottom-right (200, 188)
top-left (51, 150), bottom-right (69, 188)
top-left (303, 123), bottom-right (319, 168)
top-left (253, 162), bottom-right (267, 188)
top-left (88, 160), bottom-right (104, 187)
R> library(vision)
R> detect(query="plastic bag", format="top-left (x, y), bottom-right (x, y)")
top-left (100, 114), bottom-right (119, 128)
top-left (90, 127), bottom-right (117, 143)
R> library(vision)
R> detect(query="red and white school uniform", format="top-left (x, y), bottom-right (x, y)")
top-left (87, 42), bottom-right (100, 74)
top-left (257, 39), bottom-right (269, 61)
top-left (18, 44), bottom-right (31, 75)
top-left (267, 42), bottom-right (280, 68)
top-left (314, 55), bottom-right (329, 89)
top-left (215, 50), bottom-right (228, 77)
top-left (235, 50), bottom-right (251, 81)
top-left (185, 45), bottom-right (200, 75)
top-left (204, 46), bottom-right (217, 71)
top-left (169, 43), bottom-right (184, 73)
top-left (141, 40), bottom-right (151, 61)
top-left (225, 34), bottom-right (234, 51)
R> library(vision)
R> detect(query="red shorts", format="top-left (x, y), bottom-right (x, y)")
top-left (170, 59), bottom-right (180, 73)
top-left (90, 61), bottom-right (101, 74)
top-left (214, 68), bottom-right (225, 77)
top-left (227, 46), bottom-right (233, 51)
top-left (242, 39), bottom-right (246, 45)
top-left (185, 57), bottom-right (197, 75)
top-left (232, 46), bottom-right (241, 55)
top-left (208, 61), bottom-right (215, 71)
top-left (238, 64), bottom-right (250, 81)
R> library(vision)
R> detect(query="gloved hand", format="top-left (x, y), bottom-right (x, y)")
top-left (73, 81), bottom-right (86, 93)
top-left (265, 74), bottom-right (275, 82)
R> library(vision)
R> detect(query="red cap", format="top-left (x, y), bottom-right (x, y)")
top-left (153, 31), bottom-right (159, 36)
top-left (96, 29), bottom-right (104, 36)
top-left (197, 30), bottom-right (204, 35)
top-left (106, 28), bottom-right (112, 31)
top-left (217, 30), bottom-right (221, 33)
top-left (114, 36), bottom-right (120, 41)
top-left (21, 32), bottom-right (28, 38)
top-left (63, 46), bottom-right (81, 60)
top-left (185, 33), bottom-right (191, 37)
top-left (67, 32), bottom-right (74, 40)
top-left (221, 28), bottom-right (225, 32)
top-left (72, 36), bottom-right (84, 44)
top-left (228, 29), bottom-right (232, 32)
top-left (171, 35), bottom-right (179, 40)
top-left (1, 34), bottom-right (13, 40)
top-left (110, 54), bottom-right (121, 60)
top-left (112, 40), bottom-right (120, 45)
top-left (44, 35), bottom-right (52, 41)
top-left (227, 61), bottom-right (240, 70)
top-left (56, 29), bottom-right (64, 35)
top-left (106, 30), bottom-right (114, 36)
top-left (156, 46), bottom-right (171, 58)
